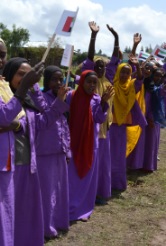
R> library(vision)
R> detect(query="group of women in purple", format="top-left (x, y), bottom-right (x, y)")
top-left (0, 19), bottom-right (166, 246)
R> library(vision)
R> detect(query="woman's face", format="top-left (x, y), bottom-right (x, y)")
top-left (11, 63), bottom-right (31, 90)
top-left (153, 70), bottom-right (163, 86)
top-left (142, 64), bottom-right (153, 78)
top-left (48, 71), bottom-right (63, 95)
top-left (0, 42), bottom-right (7, 73)
top-left (119, 66), bottom-right (131, 84)
top-left (83, 75), bottom-right (98, 95)
top-left (94, 60), bottom-right (105, 78)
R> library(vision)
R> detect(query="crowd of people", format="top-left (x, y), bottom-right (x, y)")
top-left (0, 20), bottom-right (166, 246)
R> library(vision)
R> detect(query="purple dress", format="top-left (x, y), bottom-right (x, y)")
top-left (97, 131), bottom-right (111, 198)
top-left (82, 56), bottom-right (119, 199)
top-left (126, 127), bottom-right (146, 170)
top-left (34, 90), bottom-right (70, 237)
top-left (0, 97), bottom-right (22, 246)
top-left (14, 97), bottom-right (68, 246)
top-left (110, 79), bottom-right (147, 190)
top-left (67, 92), bottom-right (109, 221)
top-left (142, 91), bottom-right (160, 171)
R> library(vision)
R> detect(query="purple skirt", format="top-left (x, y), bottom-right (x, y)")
top-left (127, 128), bottom-right (145, 170)
top-left (68, 149), bottom-right (98, 221)
top-left (109, 124), bottom-right (127, 190)
top-left (37, 153), bottom-right (69, 237)
top-left (143, 123), bottom-right (160, 171)
top-left (97, 131), bottom-right (111, 199)
top-left (14, 165), bottom-right (44, 246)
top-left (0, 171), bottom-right (14, 246)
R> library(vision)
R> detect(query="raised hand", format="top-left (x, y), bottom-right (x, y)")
top-left (101, 85), bottom-right (115, 103)
top-left (128, 54), bottom-right (139, 66)
top-left (106, 25), bottom-right (118, 38)
top-left (88, 21), bottom-right (100, 34)
top-left (21, 61), bottom-right (45, 89)
top-left (14, 61), bottom-right (45, 102)
top-left (133, 33), bottom-right (142, 45)
top-left (57, 85), bottom-right (70, 101)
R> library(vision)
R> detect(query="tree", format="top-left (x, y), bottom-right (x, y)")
top-left (0, 23), bottom-right (30, 57)
top-left (124, 46), bottom-right (131, 53)
top-left (141, 46), bottom-right (144, 51)
top-left (97, 49), bottom-right (102, 55)
top-left (72, 51), bottom-right (87, 65)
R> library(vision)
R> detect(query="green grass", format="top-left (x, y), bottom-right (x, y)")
top-left (45, 129), bottom-right (166, 246)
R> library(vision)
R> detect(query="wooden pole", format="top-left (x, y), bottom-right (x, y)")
top-left (65, 45), bottom-right (74, 87)
top-left (41, 33), bottom-right (56, 62)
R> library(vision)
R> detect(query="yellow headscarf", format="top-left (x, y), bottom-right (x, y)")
top-left (0, 78), bottom-right (25, 119)
top-left (94, 56), bottom-right (113, 138)
top-left (113, 63), bottom-right (136, 125)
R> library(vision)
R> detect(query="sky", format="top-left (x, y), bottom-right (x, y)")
top-left (1, 0), bottom-right (166, 56)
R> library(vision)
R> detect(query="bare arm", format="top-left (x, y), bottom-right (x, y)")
top-left (131, 33), bottom-right (142, 56)
top-left (88, 21), bottom-right (100, 61)
top-left (106, 25), bottom-right (119, 58)
top-left (129, 54), bottom-right (142, 80)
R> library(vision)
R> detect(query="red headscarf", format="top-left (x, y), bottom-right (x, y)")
top-left (69, 70), bottom-right (96, 178)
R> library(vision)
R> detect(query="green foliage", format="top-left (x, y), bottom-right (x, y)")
top-left (0, 22), bottom-right (30, 57)
top-left (13, 46), bottom-right (64, 67)
top-left (97, 49), bottom-right (102, 55)
top-left (124, 46), bottom-right (131, 53)
top-left (72, 51), bottom-right (87, 65)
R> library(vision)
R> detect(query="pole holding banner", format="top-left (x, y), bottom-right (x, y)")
top-left (41, 33), bottom-right (56, 62)
top-left (55, 7), bottom-right (79, 36)
top-left (41, 7), bottom-right (79, 63)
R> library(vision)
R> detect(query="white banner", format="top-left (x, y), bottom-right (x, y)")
top-left (61, 44), bottom-right (74, 67)
top-left (55, 8), bottom-right (79, 36)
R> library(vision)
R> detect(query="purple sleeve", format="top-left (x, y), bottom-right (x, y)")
top-left (145, 92), bottom-right (153, 120)
top-left (91, 94), bottom-right (108, 124)
top-left (82, 58), bottom-right (95, 72)
top-left (35, 97), bottom-right (69, 130)
top-left (16, 116), bottom-right (27, 136)
top-left (134, 79), bottom-right (143, 93)
top-left (160, 84), bottom-right (166, 97)
top-left (162, 62), bottom-right (166, 72)
top-left (105, 55), bottom-right (120, 83)
top-left (131, 64), bottom-right (136, 73)
top-left (28, 83), bottom-right (48, 111)
top-left (0, 97), bottom-right (22, 126)
top-left (74, 75), bottom-right (80, 85)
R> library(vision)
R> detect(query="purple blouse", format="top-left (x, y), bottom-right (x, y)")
top-left (0, 97), bottom-right (22, 171)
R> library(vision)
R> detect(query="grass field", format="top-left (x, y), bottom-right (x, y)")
top-left (45, 129), bottom-right (166, 246)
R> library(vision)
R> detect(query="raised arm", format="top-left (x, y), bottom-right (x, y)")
top-left (131, 33), bottom-right (142, 56)
top-left (106, 25), bottom-right (119, 58)
top-left (0, 62), bottom-right (44, 126)
top-left (87, 21), bottom-right (100, 61)
top-left (129, 54), bottom-right (142, 80)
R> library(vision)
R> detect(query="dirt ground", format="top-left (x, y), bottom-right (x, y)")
top-left (45, 129), bottom-right (166, 246)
